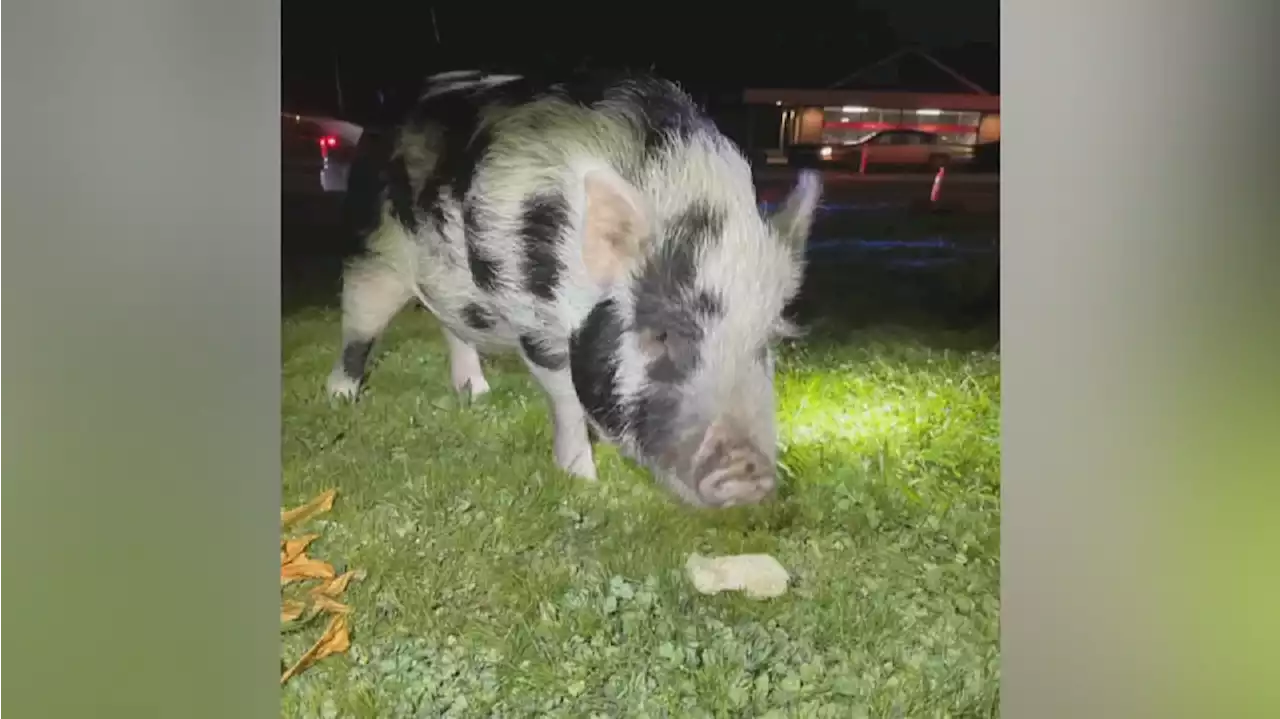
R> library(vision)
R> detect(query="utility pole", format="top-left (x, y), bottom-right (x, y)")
top-left (333, 54), bottom-right (346, 116)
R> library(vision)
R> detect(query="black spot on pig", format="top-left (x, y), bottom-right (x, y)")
top-left (341, 128), bottom-right (394, 247)
top-left (667, 201), bottom-right (726, 252)
top-left (633, 201), bottom-right (725, 305)
top-left (546, 73), bottom-right (706, 156)
top-left (645, 349), bottom-right (689, 385)
top-left (631, 384), bottom-right (683, 457)
top-left (462, 202), bottom-right (480, 236)
top-left (416, 179), bottom-right (448, 233)
top-left (631, 203), bottom-right (727, 384)
top-left (467, 242), bottom-right (500, 293)
top-left (340, 339), bottom-right (374, 383)
top-left (464, 203), bottom-right (501, 292)
top-left (624, 77), bottom-right (707, 153)
top-left (462, 303), bottom-right (496, 330)
top-left (693, 290), bottom-right (724, 317)
top-left (412, 75), bottom-right (541, 205)
top-left (404, 77), bottom-right (496, 228)
top-left (412, 173), bottom-right (444, 230)
top-left (406, 89), bottom-right (488, 210)
top-left (520, 335), bottom-right (568, 371)
top-left (386, 156), bottom-right (418, 233)
top-left (635, 292), bottom-right (722, 390)
top-left (633, 232), bottom-right (695, 310)
top-left (520, 192), bottom-right (569, 301)
top-left (570, 300), bottom-right (629, 438)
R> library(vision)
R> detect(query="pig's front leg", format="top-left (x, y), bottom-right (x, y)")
top-left (519, 344), bottom-right (598, 481)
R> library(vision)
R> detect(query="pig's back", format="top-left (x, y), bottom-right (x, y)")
top-left (365, 71), bottom-right (730, 351)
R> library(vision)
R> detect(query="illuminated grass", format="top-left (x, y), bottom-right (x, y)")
top-left (280, 304), bottom-right (1000, 718)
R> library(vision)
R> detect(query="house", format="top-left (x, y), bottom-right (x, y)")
top-left (740, 47), bottom-right (1000, 158)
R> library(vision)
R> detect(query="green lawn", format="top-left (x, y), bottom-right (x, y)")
top-left (281, 295), bottom-right (1000, 718)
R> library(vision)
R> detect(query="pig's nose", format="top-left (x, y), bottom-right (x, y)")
top-left (692, 436), bottom-right (777, 507)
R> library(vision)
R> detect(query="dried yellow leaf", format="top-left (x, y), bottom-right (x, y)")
top-left (280, 613), bottom-right (351, 684)
top-left (281, 534), bottom-right (321, 564)
top-left (311, 594), bottom-right (352, 615)
top-left (281, 599), bottom-right (308, 623)
top-left (279, 487), bottom-right (359, 677)
top-left (281, 554), bottom-right (335, 585)
top-left (309, 570), bottom-right (357, 598)
top-left (281, 488), bottom-right (337, 530)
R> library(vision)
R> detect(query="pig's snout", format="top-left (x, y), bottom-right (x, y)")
top-left (687, 423), bottom-right (777, 507)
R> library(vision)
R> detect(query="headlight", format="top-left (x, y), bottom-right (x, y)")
top-left (819, 146), bottom-right (833, 159)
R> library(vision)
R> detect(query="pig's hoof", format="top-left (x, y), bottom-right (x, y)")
top-left (454, 374), bottom-right (491, 400)
top-left (561, 453), bottom-right (598, 482)
top-left (326, 371), bottom-right (361, 400)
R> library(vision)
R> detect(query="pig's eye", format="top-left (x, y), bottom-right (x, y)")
top-left (637, 328), bottom-right (671, 358)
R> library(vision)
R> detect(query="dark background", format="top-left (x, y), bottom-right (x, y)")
top-left (280, 1), bottom-right (1002, 326)
top-left (282, 1), bottom-right (999, 126)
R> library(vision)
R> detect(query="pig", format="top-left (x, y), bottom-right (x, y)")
top-left (325, 70), bottom-right (822, 508)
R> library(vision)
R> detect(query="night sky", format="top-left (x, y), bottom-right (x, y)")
top-left (282, 2), bottom-right (998, 122)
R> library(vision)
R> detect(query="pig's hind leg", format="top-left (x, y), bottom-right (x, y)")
top-left (326, 258), bottom-right (412, 399)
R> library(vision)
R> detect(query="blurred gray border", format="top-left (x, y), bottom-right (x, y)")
top-left (4, 2), bottom-right (280, 717)
top-left (7, 2), bottom-right (1279, 717)
top-left (1004, 2), bottom-right (1278, 717)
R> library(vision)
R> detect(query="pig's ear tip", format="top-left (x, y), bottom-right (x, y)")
top-left (797, 169), bottom-right (823, 192)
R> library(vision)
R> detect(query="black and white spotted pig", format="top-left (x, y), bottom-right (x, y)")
top-left (326, 71), bottom-right (822, 508)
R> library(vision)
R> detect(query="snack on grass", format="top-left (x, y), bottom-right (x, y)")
top-left (685, 552), bottom-right (791, 599)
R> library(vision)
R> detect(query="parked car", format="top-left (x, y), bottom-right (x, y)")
top-left (281, 112), bottom-right (364, 195)
top-left (788, 129), bottom-right (974, 172)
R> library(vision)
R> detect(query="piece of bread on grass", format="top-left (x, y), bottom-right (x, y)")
top-left (685, 553), bottom-right (791, 599)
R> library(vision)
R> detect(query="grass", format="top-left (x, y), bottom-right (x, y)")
top-left (280, 281), bottom-right (1001, 717)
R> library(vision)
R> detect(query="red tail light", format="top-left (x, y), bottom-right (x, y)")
top-left (318, 135), bottom-right (339, 157)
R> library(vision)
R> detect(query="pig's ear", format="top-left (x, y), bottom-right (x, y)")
top-left (580, 167), bottom-right (652, 285)
top-left (768, 170), bottom-right (823, 254)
